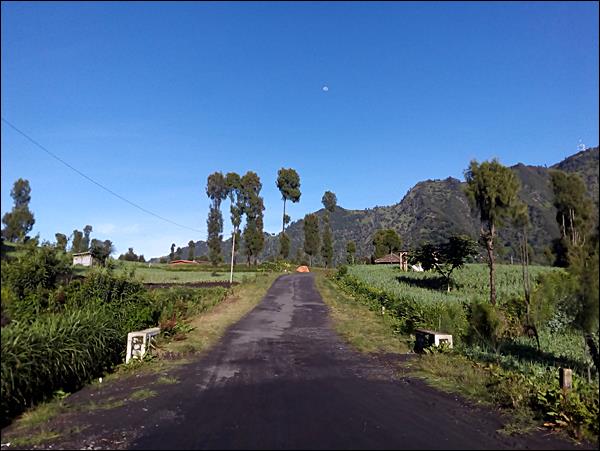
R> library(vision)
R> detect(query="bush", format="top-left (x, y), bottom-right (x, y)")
top-left (333, 273), bottom-right (468, 337)
top-left (1, 245), bottom-right (72, 322)
top-left (466, 300), bottom-right (508, 353)
top-left (153, 286), bottom-right (229, 324)
top-left (1, 306), bottom-right (126, 425)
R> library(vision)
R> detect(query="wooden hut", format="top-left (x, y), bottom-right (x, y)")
top-left (374, 252), bottom-right (409, 271)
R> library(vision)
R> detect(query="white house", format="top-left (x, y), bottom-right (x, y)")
top-left (72, 251), bottom-right (94, 266)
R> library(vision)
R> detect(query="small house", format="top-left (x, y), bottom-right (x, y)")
top-left (168, 260), bottom-right (199, 265)
top-left (73, 251), bottom-right (94, 267)
top-left (374, 252), bottom-right (409, 271)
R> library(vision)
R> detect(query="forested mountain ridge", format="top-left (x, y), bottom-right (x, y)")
top-left (152, 147), bottom-right (599, 265)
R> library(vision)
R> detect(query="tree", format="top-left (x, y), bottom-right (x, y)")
top-left (346, 241), bottom-right (356, 264)
top-left (71, 230), bottom-right (84, 253)
top-left (303, 214), bottom-right (320, 266)
top-left (549, 171), bottom-right (598, 369)
top-left (90, 239), bottom-right (113, 266)
top-left (188, 240), bottom-right (196, 261)
top-left (277, 168), bottom-right (301, 259)
top-left (170, 243), bottom-right (176, 262)
top-left (571, 229), bottom-right (599, 371)
top-left (550, 170), bottom-right (594, 267)
top-left (464, 159), bottom-right (522, 305)
top-left (241, 171), bottom-right (265, 265)
top-left (175, 247), bottom-right (182, 260)
top-left (82, 225), bottom-right (93, 251)
top-left (321, 191), bottom-right (337, 213)
top-left (226, 172), bottom-right (244, 282)
top-left (138, 254), bottom-right (146, 263)
top-left (412, 235), bottom-right (478, 292)
top-left (55, 233), bottom-right (68, 252)
top-left (321, 215), bottom-right (333, 267)
top-left (118, 247), bottom-right (139, 261)
top-left (372, 229), bottom-right (402, 259)
top-left (321, 191), bottom-right (337, 266)
top-left (279, 232), bottom-right (290, 259)
top-left (511, 203), bottom-right (540, 349)
top-left (1, 178), bottom-right (35, 242)
top-left (206, 172), bottom-right (228, 266)
top-left (276, 168), bottom-right (301, 234)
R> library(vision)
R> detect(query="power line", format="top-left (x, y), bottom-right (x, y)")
top-left (1, 116), bottom-right (203, 234)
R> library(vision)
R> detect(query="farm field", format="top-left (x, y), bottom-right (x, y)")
top-left (74, 261), bottom-right (258, 284)
top-left (347, 263), bottom-right (558, 305)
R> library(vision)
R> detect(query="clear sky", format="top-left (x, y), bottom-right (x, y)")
top-left (2, 1), bottom-right (598, 259)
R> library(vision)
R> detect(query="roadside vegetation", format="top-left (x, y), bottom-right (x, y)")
top-left (329, 263), bottom-right (598, 442)
top-left (0, 239), bottom-right (280, 429)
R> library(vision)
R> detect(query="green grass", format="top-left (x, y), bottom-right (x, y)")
top-left (156, 375), bottom-right (179, 385)
top-left (315, 271), bottom-right (410, 354)
top-left (129, 389), bottom-right (157, 401)
top-left (84, 397), bottom-right (126, 411)
top-left (117, 262), bottom-right (257, 283)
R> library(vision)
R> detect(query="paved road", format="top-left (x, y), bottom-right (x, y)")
top-left (121, 273), bottom-right (577, 450)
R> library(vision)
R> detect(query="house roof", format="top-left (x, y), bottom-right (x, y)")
top-left (168, 260), bottom-right (199, 265)
top-left (72, 252), bottom-right (93, 257)
top-left (374, 252), bottom-right (407, 264)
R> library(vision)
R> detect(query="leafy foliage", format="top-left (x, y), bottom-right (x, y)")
top-left (372, 229), bottom-right (402, 259)
top-left (412, 235), bottom-right (478, 291)
top-left (464, 159), bottom-right (524, 305)
top-left (321, 191), bottom-right (337, 213)
top-left (279, 232), bottom-right (290, 259)
top-left (321, 215), bottom-right (333, 267)
top-left (241, 171), bottom-right (265, 265)
top-left (303, 213), bottom-right (320, 266)
top-left (1, 179), bottom-right (35, 243)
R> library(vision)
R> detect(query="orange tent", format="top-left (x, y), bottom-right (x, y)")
top-left (296, 266), bottom-right (310, 273)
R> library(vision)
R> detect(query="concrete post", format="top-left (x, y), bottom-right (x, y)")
top-left (559, 368), bottom-right (572, 391)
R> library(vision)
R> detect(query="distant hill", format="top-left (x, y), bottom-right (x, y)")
top-left (152, 147), bottom-right (599, 265)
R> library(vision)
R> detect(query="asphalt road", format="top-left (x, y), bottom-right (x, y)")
top-left (120, 273), bottom-right (578, 450)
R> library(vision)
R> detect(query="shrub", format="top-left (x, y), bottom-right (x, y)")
top-left (1, 306), bottom-right (126, 425)
top-left (466, 300), bottom-right (508, 353)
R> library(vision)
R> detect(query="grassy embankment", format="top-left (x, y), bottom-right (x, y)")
top-left (318, 265), bottom-right (598, 443)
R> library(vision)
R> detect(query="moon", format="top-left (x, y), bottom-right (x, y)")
top-left (322, 85), bottom-right (329, 92)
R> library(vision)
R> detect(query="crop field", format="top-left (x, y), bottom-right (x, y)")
top-left (347, 263), bottom-right (558, 306)
top-left (74, 261), bottom-right (257, 284)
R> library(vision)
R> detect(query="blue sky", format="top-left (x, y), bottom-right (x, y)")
top-left (2, 1), bottom-right (598, 258)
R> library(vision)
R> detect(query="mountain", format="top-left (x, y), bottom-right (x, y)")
top-left (152, 147), bottom-right (599, 265)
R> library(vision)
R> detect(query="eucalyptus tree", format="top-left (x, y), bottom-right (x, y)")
top-left (276, 168), bottom-right (301, 260)
top-left (276, 168), bottom-right (301, 233)
top-left (188, 240), bottom-right (196, 261)
top-left (303, 213), bottom-right (320, 267)
top-left (321, 214), bottom-right (333, 267)
top-left (206, 172), bottom-right (228, 266)
top-left (82, 225), bottom-right (93, 251)
top-left (71, 230), bottom-right (84, 253)
top-left (55, 233), bottom-right (68, 252)
top-left (464, 159), bottom-right (522, 306)
top-left (549, 170), bottom-right (594, 267)
top-left (1, 178), bottom-right (35, 242)
top-left (321, 191), bottom-right (337, 265)
top-left (346, 241), bottom-right (356, 264)
top-left (241, 171), bottom-right (265, 265)
top-left (226, 172), bottom-right (244, 281)
top-left (170, 243), bottom-right (176, 261)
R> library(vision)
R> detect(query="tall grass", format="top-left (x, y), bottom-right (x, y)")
top-left (1, 306), bottom-right (125, 424)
